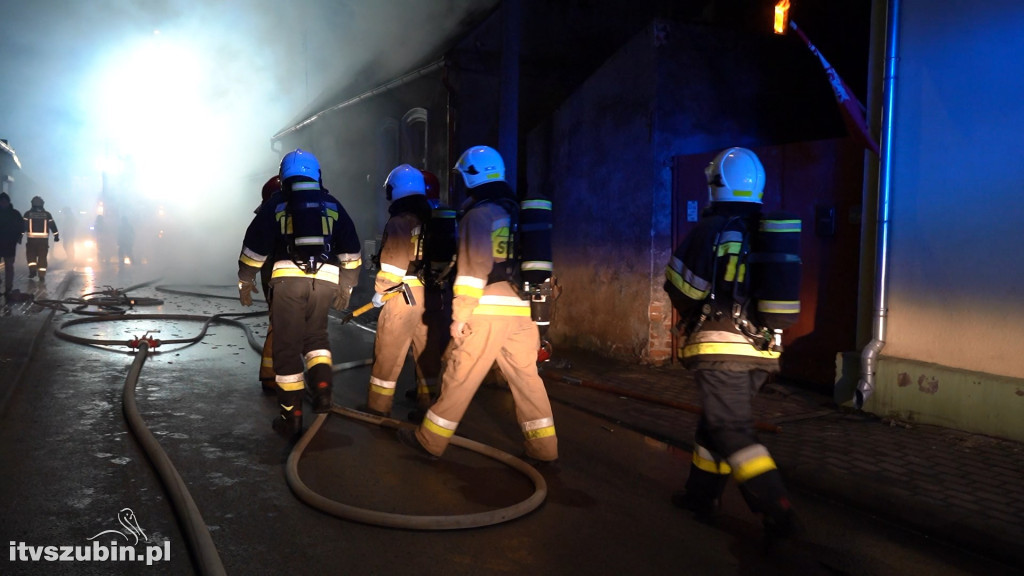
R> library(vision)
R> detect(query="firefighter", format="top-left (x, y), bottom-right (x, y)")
top-left (256, 175), bottom-right (282, 393)
top-left (397, 146), bottom-right (558, 465)
top-left (23, 196), bottom-right (59, 282)
top-left (663, 147), bottom-right (801, 541)
top-left (237, 149), bottom-right (362, 438)
top-left (364, 164), bottom-right (445, 416)
top-left (0, 192), bottom-right (26, 297)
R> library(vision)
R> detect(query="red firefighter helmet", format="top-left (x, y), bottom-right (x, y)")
top-left (421, 170), bottom-right (440, 201)
top-left (261, 175), bottom-right (282, 203)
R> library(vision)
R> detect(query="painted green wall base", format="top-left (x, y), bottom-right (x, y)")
top-left (834, 352), bottom-right (1024, 443)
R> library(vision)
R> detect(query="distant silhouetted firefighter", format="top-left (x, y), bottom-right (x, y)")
top-left (23, 196), bottom-right (59, 282)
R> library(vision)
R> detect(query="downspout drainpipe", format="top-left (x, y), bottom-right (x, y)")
top-left (856, 0), bottom-right (900, 409)
top-left (269, 58), bottom-right (446, 149)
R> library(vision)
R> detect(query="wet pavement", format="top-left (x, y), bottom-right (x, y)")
top-left (1, 263), bottom-right (1022, 575)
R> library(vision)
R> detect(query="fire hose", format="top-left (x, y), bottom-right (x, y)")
top-left (54, 285), bottom-right (548, 550)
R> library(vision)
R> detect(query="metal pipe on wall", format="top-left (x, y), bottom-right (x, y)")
top-left (498, 0), bottom-right (520, 193)
top-left (856, 0), bottom-right (900, 408)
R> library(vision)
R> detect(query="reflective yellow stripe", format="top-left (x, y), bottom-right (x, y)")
top-left (473, 304), bottom-right (531, 316)
top-left (454, 285), bottom-right (484, 299)
top-left (761, 219), bottom-right (802, 233)
top-left (272, 268), bottom-right (340, 283)
top-left (240, 254), bottom-right (263, 268)
top-left (377, 269), bottom-right (404, 284)
top-left (369, 376), bottom-right (396, 396)
top-left (423, 419), bottom-right (456, 439)
top-left (757, 300), bottom-right (800, 314)
top-left (305, 356), bottom-right (332, 369)
top-left (261, 357), bottom-right (274, 368)
top-left (523, 425), bottom-right (556, 440)
top-left (693, 451), bottom-right (732, 475)
top-left (339, 257), bottom-right (362, 269)
top-left (732, 455), bottom-right (778, 483)
top-left (682, 341), bottom-right (781, 359)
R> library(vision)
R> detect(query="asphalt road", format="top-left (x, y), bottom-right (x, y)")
top-left (1, 267), bottom-right (1017, 575)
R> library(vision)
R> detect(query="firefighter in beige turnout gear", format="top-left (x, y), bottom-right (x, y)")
top-left (364, 164), bottom-right (445, 416)
top-left (398, 146), bottom-right (557, 463)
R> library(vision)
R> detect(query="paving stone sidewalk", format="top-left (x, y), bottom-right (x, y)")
top-left (538, 347), bottom-right (1024, 571)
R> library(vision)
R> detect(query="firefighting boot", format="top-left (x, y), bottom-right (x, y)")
top-left (38, 270), bottom-right (45, 282)
top-left (272, 389), bottom-right (304, 440)
top-left (415, 379), bottom-right (438, 412)
top-left (735, 469), bottom-right (804, 544)
top-left (308, 364), bottom-right (333, 414)
top-left (27, 267), bottom-right (36, 279)
top-left (672, 464), bottom-right (729, 524)
top-left (396, 428), bottom-right (438, 461)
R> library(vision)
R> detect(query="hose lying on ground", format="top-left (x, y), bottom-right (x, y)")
top-left (56, 287), bottom-right (547, 536)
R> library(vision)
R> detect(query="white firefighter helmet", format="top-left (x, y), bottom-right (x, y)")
top-left (706, 147), bottom-right (765, 203)
top-left (454, 145), bottom-right (505, 189)
top-left (384, 164), bottom-right (426, 201)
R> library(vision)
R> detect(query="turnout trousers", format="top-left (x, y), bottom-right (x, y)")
top-left (25, 238), bottom-right (49, 278)
top-left (367, 285), bottom-right (447, 414)
top-left (269, 277), bottom-right (335, 418)
top-left (684, 368), bottom-right (792, 517)
top-left (414, 314), bottom-right (558, 461)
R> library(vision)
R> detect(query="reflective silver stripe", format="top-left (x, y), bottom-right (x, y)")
top-left (760, 219), bottom-right (802, 233)
top-left (292, 182), bottom-right (319, 191)
top-left (521, 199), bottom-right (551, 210)
top-left (369, 375), bottom-right (396, 390)
top-left (521, 261), bottom-right (552, 272)
top-left (272, 260), bottom-right (340, 274)
top-left (667, 256), bottom-right (710, 294)
top-left (687, 329), bottom-right (752, 344)
top-left (294, 236), bottom-right (324, 246)
top-left (479, 295), bottom-right (529, 307)
top-left (276, 372), bottom-right (304, 383)
top-left (304, 349), bottom-right (331, 361)
top-left (454, 276), bottom-right (487, 290)
top-left (694, 443), bottom-right (718, 461)
top-left (381, 262), bottom-right (407, 277)
top-left (719, 230), bottom-right (744, 243)
top-left (757, 300), bottom-right (800, 314)
top-left (425, 409), bottom-right (458, 430)
top-left (727, 443), bottom-right (777, 483)
top-left (241, 246), bottom-right (267, 263)
top-left (521, 417), bottom-right (554, 432)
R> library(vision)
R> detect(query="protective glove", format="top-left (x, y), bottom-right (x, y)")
top-left (371, 292), bottom-right (386, 308)
top-left (332, 285), bottom-right (353, 311)
top-left (238, 280), bottom-right (258, 307)
top-left (53, 233), bottom-right (60, 243)
top-left (450, 320), bottom-right (467, 340)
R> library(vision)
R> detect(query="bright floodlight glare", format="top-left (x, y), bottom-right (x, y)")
top-left (93, 31), bottom-right (211, 200)
top-left (774, 0), bottom-right (791, 34)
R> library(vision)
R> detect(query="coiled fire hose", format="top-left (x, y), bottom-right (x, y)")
top-left (54, 285), bottom-right (548, 565)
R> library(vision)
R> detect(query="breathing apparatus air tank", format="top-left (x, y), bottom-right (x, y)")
top-left (747, 210), bottom-right (802, 333)
top-left (518, 198), bottom-right (554, 335)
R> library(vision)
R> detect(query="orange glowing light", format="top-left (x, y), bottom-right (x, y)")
top-left (774, 0), bottom-right (791, 34)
